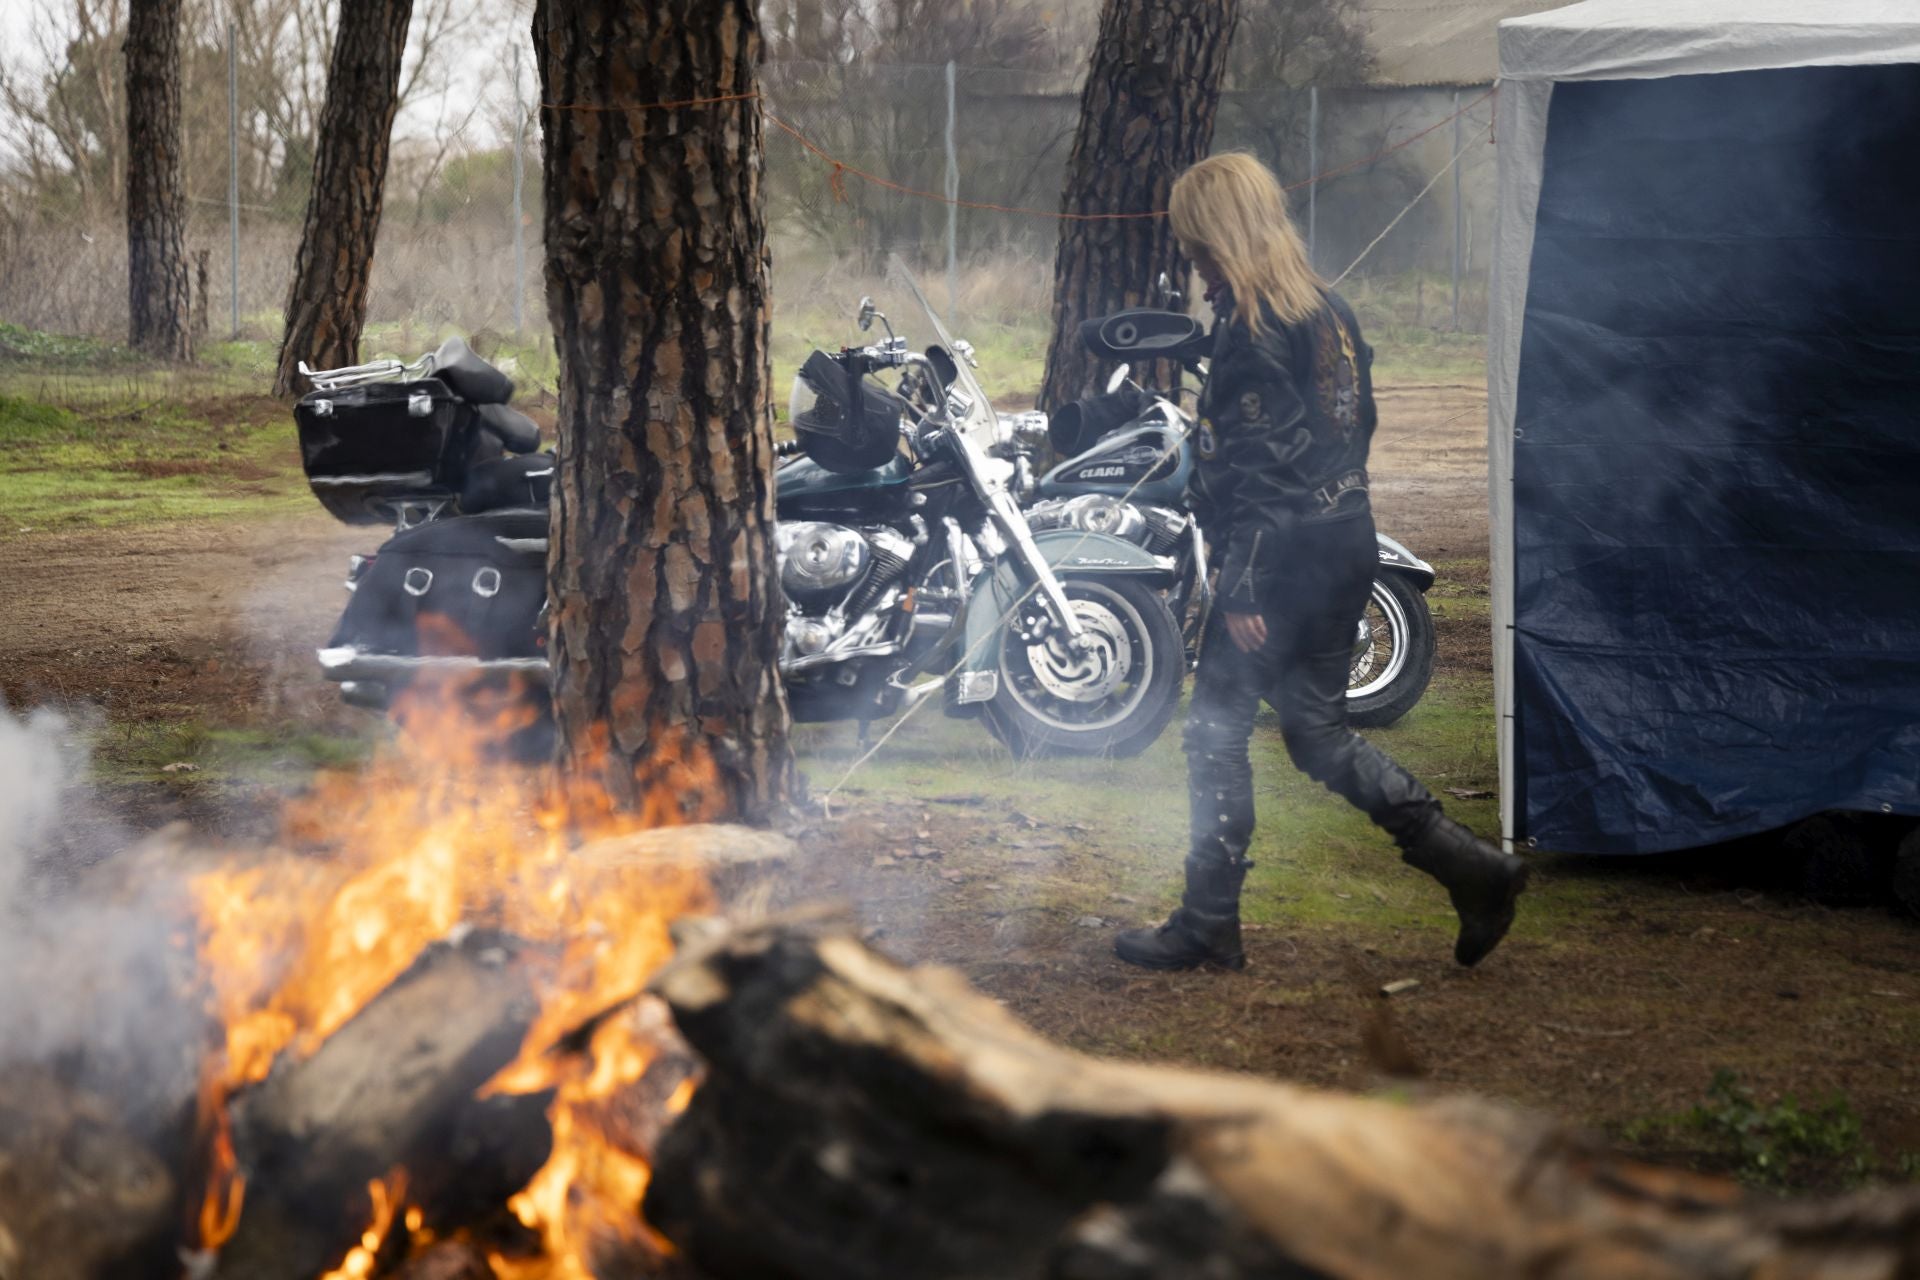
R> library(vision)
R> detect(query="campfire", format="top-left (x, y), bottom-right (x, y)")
top-left (173, 680), bottom-right (760, 1279)
top-left (4, 685), bottom-right (1918, 1280)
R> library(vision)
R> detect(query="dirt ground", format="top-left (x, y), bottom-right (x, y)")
top-left (4, 379), bottom-right (1917, 1188)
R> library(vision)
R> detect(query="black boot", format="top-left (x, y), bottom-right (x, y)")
top-left (1401, 816), bottom-right (1529, 967)
top-left (1114, 856), bottom-right (1249, 971)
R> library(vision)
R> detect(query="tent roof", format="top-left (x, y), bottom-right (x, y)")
top-left (1500, 0), bottom-right (1920, 81)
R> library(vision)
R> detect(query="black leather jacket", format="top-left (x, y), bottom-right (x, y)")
top-left (1188, 285), bottom-right (1377, 611)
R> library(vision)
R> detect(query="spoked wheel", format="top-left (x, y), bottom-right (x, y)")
top-left (1345, 573), bottom-right (1434, 728)
top-left (983, 576), bottom-right (1183, 758)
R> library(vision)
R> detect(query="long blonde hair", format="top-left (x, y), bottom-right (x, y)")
top-left (1169, 152), bottom-right (1324, 333)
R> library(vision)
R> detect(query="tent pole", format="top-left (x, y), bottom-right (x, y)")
top-left (1306, 86), bottom-right (1319, 268)
top-left (1451, 89), bottom-right (1463, 331)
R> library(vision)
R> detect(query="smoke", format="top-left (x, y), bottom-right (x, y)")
top-left (0, 703), bottom-right (203, 1133)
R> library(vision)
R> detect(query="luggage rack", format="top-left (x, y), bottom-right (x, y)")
top-left (299, 352), bottom-right (436, 392)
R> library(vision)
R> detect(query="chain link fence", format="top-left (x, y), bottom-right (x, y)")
top-left (0, 53), bottom-right (1498, 365)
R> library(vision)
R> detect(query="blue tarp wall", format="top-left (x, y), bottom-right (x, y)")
top-left (1512, 63), bottom-right (1920, 853)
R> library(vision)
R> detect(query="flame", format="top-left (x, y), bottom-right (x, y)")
top-left (321, 1171), bottom-right (408, 1280)
top-left (188, 670), bottom-right (725, 1275)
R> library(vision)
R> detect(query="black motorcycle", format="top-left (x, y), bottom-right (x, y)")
top-left (1002, 297), bottom-right (1437, 727)
top-left (296, 277), bottom-right (1188, 758)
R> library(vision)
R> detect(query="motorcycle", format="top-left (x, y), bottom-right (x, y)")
top-left (296, 268), bottom-right (1187, 758)
top-left (997, 291), bottom-right (1437, 728)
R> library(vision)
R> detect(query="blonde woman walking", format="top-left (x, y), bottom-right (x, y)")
top-left (1114, 154), bottom-right (1528, 971)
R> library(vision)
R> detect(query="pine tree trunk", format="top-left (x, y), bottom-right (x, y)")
top-left (124, 0), bottom-right (193, 362)
top-left (271, 0), bottom-right (412, 398)
top-left (535, 0), bottom-right (794, 823)
top-left (1037, 0), bottom-right (1238, 413)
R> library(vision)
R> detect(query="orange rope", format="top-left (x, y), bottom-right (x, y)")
top-left (539, 90), bottom-right (763, 114)
top-left (538, 85), bottom-right (1501, 222)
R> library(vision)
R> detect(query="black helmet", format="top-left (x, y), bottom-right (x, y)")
top-left (789, 350), bottom-right (905, 474)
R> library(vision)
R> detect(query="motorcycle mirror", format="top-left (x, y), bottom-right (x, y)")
top-left (1156, 270), bottom-right (1184, 311)
top-left (857, 296), bottom-right (877, 332)
top-left (1106, 363), bottom-right (1131, 395)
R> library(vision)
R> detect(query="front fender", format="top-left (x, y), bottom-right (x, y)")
top-left (949, 530), bottom-right (1176, 704)
top-left (1375, 531), bottom-right (1434, 591)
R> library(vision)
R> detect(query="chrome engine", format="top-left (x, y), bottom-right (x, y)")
top-left (774, 521), bottom-right (919, 669)
top-left (1024, 495), bottom-right (1189, 555)
top-left (778, 521), bottom-right (871, 606)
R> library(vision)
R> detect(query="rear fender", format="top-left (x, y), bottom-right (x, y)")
top-left (949, 530), bottom-right (1174, 705)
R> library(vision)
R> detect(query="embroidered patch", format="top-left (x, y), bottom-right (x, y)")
top-left (1196, 420), bottom-right (1218, 459)
top-left (1238, 390), bottom-right (1263, 423)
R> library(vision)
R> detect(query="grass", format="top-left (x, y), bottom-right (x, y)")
top-left (0, 386), bottom-right (307, 534)
top-left (0, 320), bottom-right (146, 368)
top-left (1620, 1069), bottom-right (1919, 1190)
top-left (93, 715), bottom-right (369, 777)
top-left (796, 668), bottom-right (1511, 949)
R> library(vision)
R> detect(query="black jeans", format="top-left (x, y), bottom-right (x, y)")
top-left (1186, 510), bottom-right (1440, 875)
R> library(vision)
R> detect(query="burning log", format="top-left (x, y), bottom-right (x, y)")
top-left (0, 1067), bottom-right (175, 1280)
top-left (391, 1241), bottom-right (493, 1280)
top-left (644, 914), bottom-right (1920, 1280)
top-left (218, 928), bottom-right (554, 1279)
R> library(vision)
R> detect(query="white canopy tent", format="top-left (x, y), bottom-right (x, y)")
top-left (1489, 1), bottom-right (1920, 852)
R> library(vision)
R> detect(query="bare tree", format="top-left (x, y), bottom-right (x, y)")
top-left (0, 0), bottom-right (129, 222)
top-left (1037, 0), bottom-right (1238, 412)
top-left (271, 0), bottom-right (412, 396)
top-left (3, 0), bottom-right (480, 226)
top-left (125, 0), bottom-right (193, 358)
top-left (537, 0), bottom-right (794, 821)
top-left (1219, 0), bottom-right (1371, 172)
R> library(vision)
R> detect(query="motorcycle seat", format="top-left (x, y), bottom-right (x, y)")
top-left (476, 402), bottom-right (541, 454)
top-left (462, 452), bottom-right (554, 513)
top-left (432, 336), bottom-right (515, 405)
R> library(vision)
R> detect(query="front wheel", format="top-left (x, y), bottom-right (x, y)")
top-left (1346, 573), bottom-right (1435, 728)
top-left (983, 576), bottom-right (1183, 759)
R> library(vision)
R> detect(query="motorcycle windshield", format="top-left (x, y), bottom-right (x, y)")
top-left (885, 254), bottom-right (999, 450)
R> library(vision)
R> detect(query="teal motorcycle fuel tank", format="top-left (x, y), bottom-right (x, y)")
top-left (1035, 421), bottom-right (1188, 508)
top-left (775, 451), bottom-right (914, 522)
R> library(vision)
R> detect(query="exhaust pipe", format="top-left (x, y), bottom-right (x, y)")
top-left (317, 646), bottom-right (553, 685)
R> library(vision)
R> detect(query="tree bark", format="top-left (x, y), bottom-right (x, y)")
top-left (1037, 0), bottom-right (1238, 413)
top-left (271, 0), bottom-right (413, 398)
top-left (535, 0), bottom-right (794, 823)
top-left (124, 0), bottom-right (193, 362)
top-left (644, 914), bottom-right (1920, 1280)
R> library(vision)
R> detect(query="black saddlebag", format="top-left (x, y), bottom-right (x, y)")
top-left (331, 510), bottom-right (548, 660)
top-left (460, 452), bottom-right (555, 513)
top-left (296, 380), bottom-right (470, 524)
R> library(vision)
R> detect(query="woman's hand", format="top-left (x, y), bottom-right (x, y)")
top-left (1223, 611), bottom-right (1268, 653)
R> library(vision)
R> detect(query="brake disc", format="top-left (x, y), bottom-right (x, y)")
top-left (1024, 601), bottom-right (1132, 703)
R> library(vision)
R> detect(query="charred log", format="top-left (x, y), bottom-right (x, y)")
top-left (0, 1067), bottom-right (174, 1280)
top-left (391, 1241), bottom-right (494, 1280)
top-left (644, 914), bottom-right (1920, 1280)
top-left (219, 929), bottom-right (553, 1279)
